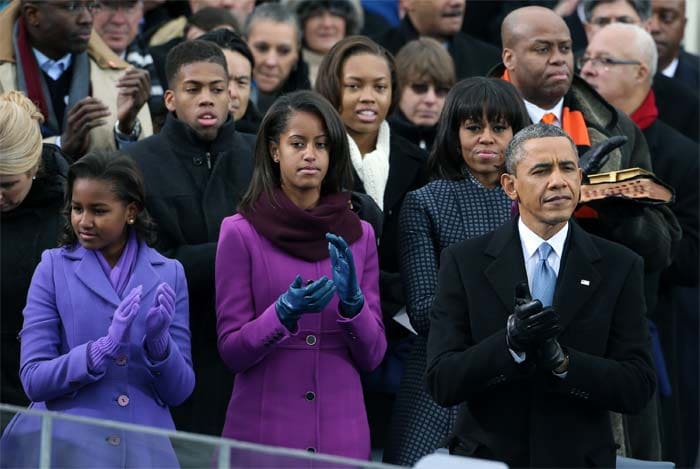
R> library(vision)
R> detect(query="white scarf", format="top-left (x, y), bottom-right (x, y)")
top-left (348, 121), bottom-right (391, 211)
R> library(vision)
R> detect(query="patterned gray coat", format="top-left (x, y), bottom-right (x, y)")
top-left (383, 172), bottom-right (512, 466)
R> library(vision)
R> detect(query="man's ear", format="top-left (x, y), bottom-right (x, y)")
top-left (583, 21), bottom-right (594, 42)
top-left (501, 172), bottom-right (519, 202)
top-left (164, 89), bottom-right (176, 113)
top-left (636, 62), bottom-right (650, 84)
top-left (503, 48), bottom-right (515, 71)
top-left (22, 2), bottom-right (40, 28)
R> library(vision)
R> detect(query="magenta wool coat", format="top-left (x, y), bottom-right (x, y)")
top-left (215, 214), bottom-right (387, 459)
top-left (0, 242), bottom-right (194, 468)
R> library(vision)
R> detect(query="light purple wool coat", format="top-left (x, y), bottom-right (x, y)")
top-left (215, 215), bottom-right (387, 460)
top-left (0, 241), bottom-right (194, 468)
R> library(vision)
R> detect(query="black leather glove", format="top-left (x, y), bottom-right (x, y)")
top-left (536, 339), bottom-right (568, 373)
top-left (506, 282), bottom-right (562, 354)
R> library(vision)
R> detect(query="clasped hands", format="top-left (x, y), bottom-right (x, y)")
top-left (88, 283), bottom-right (175, 372)
top-left (275, 233), bottom-right (364, 331)
top-left (506, 282), bottom-right (568, 373)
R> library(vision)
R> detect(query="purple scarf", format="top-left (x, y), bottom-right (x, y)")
top-left (95, 229), bottom-right (140, 298)
top-left (244, 188), bottom-right (363, 262)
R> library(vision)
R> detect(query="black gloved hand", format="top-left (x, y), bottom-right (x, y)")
top-left (536, 339), bottom-right (568, 373)
top-left (275, 275), bottom-right (336, 331)
top-left (506, 282), bottom-right (562, 354)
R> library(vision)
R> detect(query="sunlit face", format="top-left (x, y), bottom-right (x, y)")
top-left (339, 53), bottom-right (392, 139)
top-left (70, 177), bottom-right (137, 264)
top-left (459, 115), bottom-right (513, 187)
top-left (92, 0), bottom-right (143, 55)
top-left (0, 170), bottom-right (36, 212)
top-left (648, 0), bottom-right (686, 68)
top-left (304, 10), bottom-right (346, 54)
top-left (164, 61), bottom-right (230, 141)
top-left (222, 49), bottom-right (252, 121)
top-left (398, 81), bottom-right (449, 126)
top-left (271, 111), bottom-right (329, 207)
top-left (504, 17), bottom-right (573, 109)
top-left (407, 0), bottom-right (465, 39)
top-left (247, 20), bottom-right (299, 93)
top-left (501, 136), bottom-right (582, 238)
top-left (580, 27), bottom-right (644, 111)
top-left (584, 0), bottom-right (642, 38)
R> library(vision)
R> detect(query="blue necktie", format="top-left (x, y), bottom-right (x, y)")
top-left (531, 243), bottom-right (556, 307)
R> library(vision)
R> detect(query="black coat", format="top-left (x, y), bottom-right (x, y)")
top-left (387, 110), bottom-right (437, 152)
top-left (426, 219), bottom-right (656, 468)
top-left (652, 73), bottom-right (699, 142)
top-left (643, 119), bottom-right (699, 286)
top-left (352, 132), bottom-right (427, 334)
top-left (1, 144), bottom-right (67, 407)
top-left (673, 49), bottom-right (700, 91)
top-left (125, 113), bottom-right (254, 435)
top-left (378, 17), bottom-right (501, 80)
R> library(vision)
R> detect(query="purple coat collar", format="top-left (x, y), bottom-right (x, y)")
top-left (60, 241), bottom-right (164, 308)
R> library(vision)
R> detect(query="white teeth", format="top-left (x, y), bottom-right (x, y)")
top-left (358, 110), bottom-right (376, 116)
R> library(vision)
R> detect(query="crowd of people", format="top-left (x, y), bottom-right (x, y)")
top-left (0, 0), bottom-right (697, 467)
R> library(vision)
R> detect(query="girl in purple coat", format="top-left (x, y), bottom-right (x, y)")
top-left (1, 151), bottom-right (194, 468)
top-left (215, 91), bottom-right (387, 461)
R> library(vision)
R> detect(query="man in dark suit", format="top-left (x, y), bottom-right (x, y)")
top-left (648, 0), bottom-right (699, 90)
top-left (426, 123), bottom-right (656, 468)
top-left (377, 0), bottom-right (501, 80)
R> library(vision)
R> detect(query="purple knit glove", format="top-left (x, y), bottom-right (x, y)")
top-left (87, 285), bottom-right (142, 373)
top-left (145, 283), bottom-right (176, 361)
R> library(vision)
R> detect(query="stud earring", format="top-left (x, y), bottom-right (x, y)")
top-left (127, 218), bottom-right (135, 225)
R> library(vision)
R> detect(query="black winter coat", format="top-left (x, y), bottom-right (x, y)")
top-left (124, 113), bottom-right (254, 435)
top-left (1, 144), bottom-right (67, 407)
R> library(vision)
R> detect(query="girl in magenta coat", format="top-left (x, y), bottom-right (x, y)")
top-left (215, 91), bottom-right (386, 461)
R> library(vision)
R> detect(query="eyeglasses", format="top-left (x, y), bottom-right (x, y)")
top-left (97, 1), bottom-right (142, 14)
top-left (589, 15), bottom-right (638, 27)
top-left (577, 56), bottom-right (641, 71)
top-left (409, 83), bottom-right (450, 98)
top-left (56, 1), bottom-right (102, 14)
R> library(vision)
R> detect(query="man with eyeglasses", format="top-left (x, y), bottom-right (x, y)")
top-left (580, 0), bottom-right (698, 142)
top-left (92, 0), bottom-right (165, 131)
top-left (582, 22), bottom-right (699, 468)
top-left (648, 0), bottom-right (698, 90)
top-left (0, 0), bottom-right (152, 160)
top-left (491, 8), bottom-right (681, 460)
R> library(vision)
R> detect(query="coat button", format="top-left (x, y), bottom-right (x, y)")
top-left (305, 335), bottom-right (317, 346)
top-left (117, 395), bottom-right (130, 407)
top-left (106, 435), bottom-right (121, 446)
top-left (305, 391), bottom-right (315, 401)
top-left (115, 356), bottom-right (127, 366)
top-left (306, 447), bottom-right (316, 453)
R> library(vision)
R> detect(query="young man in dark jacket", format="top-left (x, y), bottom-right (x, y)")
top-left (125, 39), bottom-right (254, 438)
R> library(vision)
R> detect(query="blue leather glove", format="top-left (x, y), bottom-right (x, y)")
top-left (326, 233), bottom-right (364, 317)
top-left (275, 275), bottom-right (336, 331)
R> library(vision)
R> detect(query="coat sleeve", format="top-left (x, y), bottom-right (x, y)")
top-left (19, 251), bottom-right (102, 402)
top-left (141, 260), bottom-right (195, 406)
top-left (336, 223), bottom-right (387, 372)
top-left (399, 190), bottom-right (438, 338)
top-left (543, 255), bottom-right (656, 414)
top-left (215, 218), bottom-right (292, 374)
top-left (425, 247), bottom-right (529, 407)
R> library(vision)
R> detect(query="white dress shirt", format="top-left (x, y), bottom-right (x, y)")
top-left (524, 98), bottom-right (564, 128)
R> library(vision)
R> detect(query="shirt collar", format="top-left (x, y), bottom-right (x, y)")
top-left (523, 98), bottom-right (564, 127)
top-left (518, 217), bottom-right (568, 261)
top-left (32, 48), bottom-right (72, 80)
top-left (661, 57), bottom-right (679, 78)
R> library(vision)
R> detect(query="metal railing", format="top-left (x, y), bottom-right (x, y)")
top-left (0, 403), bottom-right (403, 469)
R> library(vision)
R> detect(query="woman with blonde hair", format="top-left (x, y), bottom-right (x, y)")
top-left (0, 91), bottom-right (69, 411)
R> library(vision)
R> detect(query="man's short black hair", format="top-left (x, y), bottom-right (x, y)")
top-left (165, 40), bottom-right (229, 88)
top-left (199, 28), bottom-right (255, 70)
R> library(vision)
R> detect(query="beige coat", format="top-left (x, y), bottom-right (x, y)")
top-left (0, 0), bottom-right (152, 152)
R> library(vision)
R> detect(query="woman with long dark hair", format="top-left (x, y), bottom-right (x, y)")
top-left (215, 90), bottom-right (386, 460)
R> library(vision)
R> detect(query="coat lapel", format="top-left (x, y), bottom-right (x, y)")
top-left (553, 222), bottom-right (602, 329)
top-left (124, 241), bottom-right (161, 299)
top-left (383, 136), bottom-right (424, 211)
top-left (70, 246), bottom-right (121, 308)
top-left (484, 221), bottom-right (528, 314)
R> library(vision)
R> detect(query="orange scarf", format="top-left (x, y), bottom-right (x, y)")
top-left (501, 69), bottom-right (591, 146)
